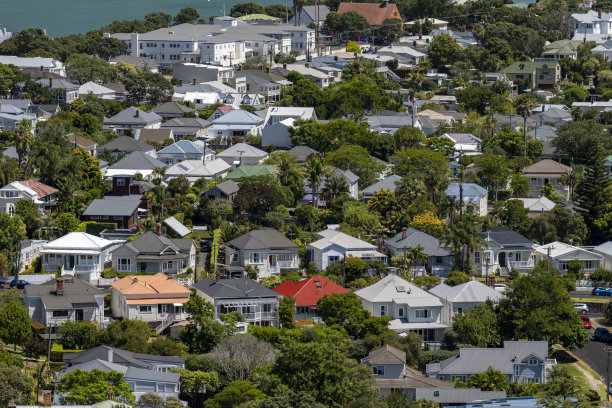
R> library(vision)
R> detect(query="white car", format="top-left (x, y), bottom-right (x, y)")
top-left (574, 303), bottom-right (589, 314)
top-left (494, 283), bottom-right (508, 293)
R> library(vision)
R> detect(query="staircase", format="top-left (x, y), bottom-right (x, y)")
top-left (155, 313), bottom-right (176, 334)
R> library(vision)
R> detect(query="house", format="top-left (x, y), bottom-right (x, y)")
top-left (532, 107), bottom-right (572, 127)
top-left (202, 180), bottom-right (240, 201)
top-left (405, 18), bottom-right (448, 31)
top-left (429, 281), bottom-right (502, 325)
top-left (164, 216), bottom-right (191, 238)
top-left (593, 241), bottom-right (612, 270)
top-left (262, 118), bottom-right (295, 148)
top-left (286, 145), bottom-right (318, 163)
top-left (385, 228), bottom-right (454, 277)
top-left (225, 228), bottom-right (299, 279)
top-left (67, 134), bottom-right (97, 157)
top-left (110, 55), bottom-right (160, 72)
top-left (161, 117), bottom-right (211, 139)
top-left (0, 55), bottom-right (65, 77)
top-left (208, 110), bottom-right (264, 141)
top-left (427, 341), bottom-right (553, 384)
top-left (164, 159), bottom-right (231, 183)
top-left (289, 5), bottom-right (331, 25)
top-left (103, 107), bottom-right (162, 137)
top-left (445, 183), bottom-right (488, 216)
top-left (308, 228), bottom-right (386, 270)
top-left (541, 40), bottom-right (582, 60)
top-left (111, 231), bottom-right (196, 275)
top-left (441, 133), bottom-right (481, 156)
top-left (355, 274), bottom-right (447, 340)
top-left (236, 72), bottom-right (283, 103)
top-left (150, 101), bottom-right (196, 119)
top-left (226, 164), bottom-right (278, 180)
top-left (591, 39), bottom-right (612, 59)
top-left (81, 195), bottom-right (145, 229)
top-left (534, 241), bottom-right (603, 274)
top-left (473, 227), bottom-right (535, 276)
top-left (20, 239), bottom-right (47, 272)
top-left (216, 142), bottom-right (268, 167)
top-left (173, 63), bottom-right (236, 85)
top-left (303, 169), bottom-right (359, 203)
top-left (59, 345), bottom-right (184, 400)
top-left (23, 276), bottom-right (105, 327)
top-left (522, 159), bottom-right (571, 201)
top-left (104, 151), bottom-right (167, 180)
top-left (110, 273), bottom-right (191, 327)
top-left (337, 1), bottom-right (403, 27)
top-left (208, 105), bottom-right (235, 121)
top-left (0, 104), bottom-right (37, 131)
top-left (0, 179), bottom-right (58, 214)
top-left (193, 276), bottom-right (281, 327)
top-left (514, 196), bottom-right (556, 216)
top-left (261, 107), bottom-right (317, 145)
top-left (273, 276), bottom-right (348, 321)
top-left (41, 232), bottom-right (122, 283)
top-left (157, 140), bottom-right (214, 166)
top-left (97, 136), bottom-right (156, 159)
top-left (362, 174), bottom-right (402, 201)
top-left (137, 129), bottom-right (174, 145)
top-left (78, 81), bottom-right (116, 100)
top-left (501, 61), bottom-right (561, 90)
top-left (36, 77), bottom-right (80, 104)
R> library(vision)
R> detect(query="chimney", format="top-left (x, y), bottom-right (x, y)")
top-left (215, 271), bottom-right (221, 283)
top-left (135, 109), bottom-right (140, 118)
top-left (599, 9), bottom-right (602, 18)
top-left (156, 223), bottom-right (162, 236)
top-left (193, 78), bottom-right (197, 85)
top-left (107, 387), bottom-right (114, 402)
top-left (419, 33), bottom-right (422, 40)
top-left (402, 227), bottom-right (407, 239)
top-left (266, 67), bottom-right (270, 73)
top-left (48, 76), bottom-right (53, 88)
top-left (179, 79), bottom-right (184, 86)
top-left (542, 104), bottom-right (546, 112)
top-left (381, 0), bottom-right (388, 7)
top-left (108, 348), bottom-right (113, 363)
top-left (305, 63), bottom-right (310, 68)
top-left (426, 38), bottom-right (430, 43)
top-left (56, 277), bottom-right (63, 295)
top-left (43, 394), bottom-right (51, 406)
top-left (334, 55), bottom-right (339, 61)
top-left (283, 64), bottom-right (287, 69)
top-left (584, 37), bottom-right (587, 43)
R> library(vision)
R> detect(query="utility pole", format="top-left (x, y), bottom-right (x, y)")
top-left (485, 255), bottom-right (491, 286)
top-left (546, 245), bottom-right (554, 274)
top-left (606, 347), bottom-right (612, 403)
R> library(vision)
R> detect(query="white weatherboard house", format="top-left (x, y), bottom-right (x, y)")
top-left (307, 228), bottom-right (387, 270)
top-left (216, 142), bottom-right (269, 167)
top-left (535, 241), bottom-right (603, 274)
top-left (41, 232), bottom-right (122, 284)
top-left (429, 280), bottom-right (502, 326)
top-left (473, 227), bottom-right (536, 275)
top-left (355, 274), bottom-right (447, 341)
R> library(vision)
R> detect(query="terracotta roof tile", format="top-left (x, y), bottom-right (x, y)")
top-left (273, 276), bottom-right (348, 306)
top-left (337, 2), bottom-right (402, 26)
top-left (20, 179), bottom-right (58, 198)
top-left (111, 273), bottom-right (191, 297)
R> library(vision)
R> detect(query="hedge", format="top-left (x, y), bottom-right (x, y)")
top-left (50, 343), bottom-right (80, 362)
top-left (76, 221), bottom-right (117, 237)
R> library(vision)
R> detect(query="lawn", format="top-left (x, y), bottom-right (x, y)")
top-left (571, 297), bottom-right (610, 304)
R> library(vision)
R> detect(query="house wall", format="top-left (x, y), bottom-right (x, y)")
top-left (214, 297), bottom-right (280, 327)
top-left (227, 247), bottom-right (300, 279)
top-left (26, 295), bottom-right (104, 327)
top-left (262, 123), bottom-right (292, 147)
top-left (0, 188), bottom-right (38, 214)
top-left (126, 378), bottom-right (180, 400)
top-left (82, 213), bottom-right (136, 229)
top-left (526, 175), bottom-right (569, 201)
top-left (126, 303), bottom-right (188, 322)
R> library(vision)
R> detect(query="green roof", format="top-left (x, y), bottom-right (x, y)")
top-left (236, 14), bottom-right (281, 20)
top-left (502, 61), bottom-right (559, 74)
top-left (226, 165), bottom-right (278, 179)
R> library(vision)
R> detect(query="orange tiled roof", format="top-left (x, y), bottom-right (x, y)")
top-left (337, 2), bottom-right (402, 26)
top-left (110, 272), bottom-right (191, 297)
top-left (21, 179), bottom-right (59, 198)
top-left (126, 297), bottom-right (189, 304)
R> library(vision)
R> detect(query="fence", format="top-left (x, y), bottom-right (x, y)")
top-left (1, 274), bottom-right (56, 285)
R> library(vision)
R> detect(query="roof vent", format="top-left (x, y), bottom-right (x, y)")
top-left (396, 286), bottom-right (405, 292)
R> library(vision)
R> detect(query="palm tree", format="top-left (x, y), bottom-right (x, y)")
top-left (150, 167), bottom-right (168, 220)
top-left (515, 96), bottom-right (538, 157)
top-left (0, 158), bottom-right (20, 185)
top-left (304, 154), bottom-right (327, 207)
top-left (13, 119), bottom-right (34, 169)
top-left (266, 152), bottom-right (303, 187)
top-left (321, 173), bottom-right (349, 202)
top-left (293, 0), bottom-right (304, 26)
top-left (406, 245), bottom-right (429, 278)
top-left (560, 167), bottom-right (583, 202)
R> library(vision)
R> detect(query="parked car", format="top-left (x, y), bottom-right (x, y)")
top-left (494, 283), bottom-right (508, 293)
top-left (574, 303), bottom-right (589, 314)
top-left (592, 287), bottom-right (612, 296)
top-left (594, 327), bottom-right (612, 342)
top-left (581, 315), bottom-right (592, 329)
top-left (10, 279), bottom-right (32, 289)
top-left (200, 240), bottom-right (212, 252)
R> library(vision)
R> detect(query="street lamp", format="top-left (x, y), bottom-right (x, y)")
top-left (606, 347), bottom-right (612, 402)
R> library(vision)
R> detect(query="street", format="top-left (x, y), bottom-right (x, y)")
top-left (574, 337), bottom-right (611, 381)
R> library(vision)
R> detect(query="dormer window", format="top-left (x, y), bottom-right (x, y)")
top-left (372, 366), bottom-right (384, 375)
top-left (527, 358), bottom-right (539, 366)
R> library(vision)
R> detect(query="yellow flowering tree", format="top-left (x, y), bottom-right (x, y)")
top-left (408, 210), bottom-right (446, 238)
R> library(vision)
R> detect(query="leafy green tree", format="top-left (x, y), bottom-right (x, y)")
top-left (294, 204), bottom-right (325, 232)
top-left (265, 4), bottom-right (295, 20)
top-left (13, 199), bottom-right (42, 237)
top-left (136, 393), bottom-right (166, 408)
top-left (498, 271), bottom-right (589, 350)
top-left (391, 148), bottom-right (449, 204)
top-left (538, 365), bottom-right (597, 407)
top-left (453, 301), bottom-right (501, 347)
top-left (203, 380), bottom-right (265, 408)
top-left (55, 213), bottom-right (80, 235)
top-left (325, 145), bottom-right (383, 187)
top-left (325, 74), bottom-right (401, 119)
top-left (470, 154), bottom-right (511, 196)
top-left (425, 134), bottom-right (456, 156)
top-left (0, 289), bottom-right (21, 310)
top-left (13, 119), bottom-right (33, 168)
top-left (445, 271), bottom-right (470, 286)
top-left (279, 296), bottom-right (296, 328)
top-left (316, 293), bottom-right (369, 338)
top-left (554, 120), bottom-right (612, 165)
top-left (528, 206), bottom-right (587, 245)
top-left (230, 2), bottom-right (265, 17)
top-left (0, 301), bottom-right (31, 350)
top-left (174, 7), bottom-right (200, 24)
top-left (483, 129), bottom-right (542, 159)
top-left (65, 54), bottom-right (118, 84)
top-left (563, 85), bottom-right (589, 103)
top-left (104, 319), bottom-right (151, 352)
top-left (180, 291), bottom-right (228, 353)
top-left (455, 84), bottom-right (494, 115)
top-left (145, 337), bottom-right (185, 356)
top-left (172, 369), bottom-right (220, 407)
top-left (493, 199), bottom-right (532, 235)
top-left (323, 12), bottom-right (370, 37)
top-left (467, 367), bottom-right (509, 391)
top-left (58, 368), bottom-right (135, 404)
top-left (59, 321), bottom-right (100, 350)
top-left (235, 180), bottom-right (285, 214)
top-left (0, 362), bottom-right (33, 405)
top-left (339, 202), bottom-right (380, 238)
top-left (394, 126), bottom-right (426, 149)
top-left (427, 34), bottom-right (462, 69)
top-left (239, 391), bottom-right (325, 408)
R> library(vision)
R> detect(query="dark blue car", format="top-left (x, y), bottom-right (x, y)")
top-left (595, 327), bottom-right (612, 342)
top-left (9, 279), bottom-right (32, 289)
top-left (592, 287), bottom-right (612, 296)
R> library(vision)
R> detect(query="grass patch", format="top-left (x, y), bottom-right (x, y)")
top-left (576, 360), bottom-right (602, 381)
top-left (571, 297), bottom-right (610, 303)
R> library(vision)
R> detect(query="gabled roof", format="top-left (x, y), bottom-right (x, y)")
top-left (273, 276), bottom-right (348, 306)
top-left (335, 168), bottom-right (359, 183)
top-left (286, 145), bottom-right (318, 162)
top-left (194, 277), bottom-right (281, 300)
top-left (442, 133), bottom-right (481, 144)
top-left (217, 105), bottom-right (235, 115)
top-left (385, 228), bottom-right (451, 256)
top-left (445, 183), bottom-right (487, 203)
top-left (165, 159), bottom-right (231, 178)
top-left (67, 133), bottom-right (97, 148)
top-left (593, 241), bottom-right (612, 256)
top-left (534, 241), bottom-right (602, 259)
top-left (19, 179), bottom-right (58, 198)
top-left (363, 174), bottom-right (402, 196)
top-left (36, 78), bottom-right (79, 90)
top-left (161, 117), bottom-right (211, 129)
top-left (361, 344), bottom-right (406, 365)
top-left (24, 276), bottom-right (104, 309)
top-left (429, 281), bottom-right (502, 303)
top-left (515, 196), bottom-right (556, 212)
top-left (104, 107), bottom-right (162, 126)
top-left (309, 228), bottom-right (377, 251)
top-left (523, 159), bottom-right (571, 176)
top-left (137, 129), bottom-right (173, 144)
top-left (205, 180), bottom-right (240, 196)
top-left (122, 231), bottom-right (193, 255)
top-left (227, 228), bottom-right (297, 250)
top-left (158, 140), bottom-right (206, 156)
top-left (211, 109), bottom-right (263, 125)
top-left (111, 272), bottom-right (191, 297)
top-left (109, 151), bottom-right (166, 170)
top-left (337, 2), bottom-right (402, 26)
top-left (42, 232), bottom-right (118, 251)
top-left (477, 226), bottom-right (533, 247)
top-left (164, 216), bottom-right (191, 237)
top-left (355, 274), bottom-right (442, 307)
top-left (151, 101), bottom-right (195, 115)
top-left (82, 196), bottom-right (142, 217)
top-left (226, 164), bottom-right (277, 179)
top-left (99, 136), bottom-right (155, 153)
top-left (216, 142), bottom-right (267, 158)
top-left (297, 5), bottom-right (331, 21)
top-left (78, 81), bottom-right (115, 95)
top-left (502, 61), bottom-right (559, 74)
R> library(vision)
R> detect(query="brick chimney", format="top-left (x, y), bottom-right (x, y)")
top-left (305, 63), bottom-right (310, 68)
top-left (48, 76), bottom-right (53, 88)
top-left (43, 394), bottom-right (52, 405)
top-left (260, 65), bottom-right (264, 71)
top-left (599, 9), bottom-right (602, 18)
top-left (135, 109), bottom-right (140, 118)
top-left (193, 78), bottom-right (197, 85)
top-left (156, 223), bottom-right (162, 236)
top-left (179, 79), bottom-right (183, 86)
top-left (283, 63), bottom-right (287, 69)
top-left (402, 227), bottom-right (407, 239)
top-left (215, 270), bottom-right (221, 283)
top-left (266, 67), bottom-right (270, 73)
top-left (56, 277), bottom-right (63, 295)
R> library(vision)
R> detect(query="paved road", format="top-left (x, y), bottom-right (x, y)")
top-left (574, 336), bottom-right (611, 382)
top-left (570, 291), bottom-right (605, 299)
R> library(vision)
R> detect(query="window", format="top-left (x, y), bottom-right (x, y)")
top-left (52, 310), bottom-right (69, 318)
top-left (398, 307), bottom-right (404, 318)
top-left (328, 256), bottom-right (340, 265)
top-left (372, 366), bottom-right (384, 375)
top-left (117, 258), bottom-right (131, 272)
top-left (558, 261), bottom-right (569, 271)
top-left (79, 255), bottom-right (95, 265)
top-left (528, 358), bottom-right (539, 366)
top-left (114, 216), bottom-right (123, 221)
top-left (435, 256), bottom-right (443, 264)
top-left (584, 260), bottom-right (596, 270)
top-left (163, 261), bottom-right (173, 271)
top-left (116, 178), bottom-right (126, 187)
top-left (249, 252), bottom-right (265, 264)
top-left (380, 305), bottom-right (387, 316)
top-left (514, 365), bottom-right (520, 376)
top-left (139, 306), bottom-right (152, 313)
top-left (474, 252), bottom-right (481, 264)
top-left (263, 304), bottom-right (272, 312)
top-left (457, 307), bottom-right (463, 314)
top-left (416, 309), bottom-right (429, 318)
top-left (515, 252), bottom-right (522, 261)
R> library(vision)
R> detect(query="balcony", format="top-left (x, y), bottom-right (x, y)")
top-left (242, 312), bottom-right (278, 320)
top-left (508, 260), bottom-right (534, 269)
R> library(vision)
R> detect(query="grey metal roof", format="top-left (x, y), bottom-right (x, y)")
top-left (109, 151), bottom-right (166, 170)
top-left (36, 78), bottom-right (79, 90)
top-left (204, 180), bottom-right (239, 196)
top-left (286, 145), bottom-right (318, 162)
top-left (477, 226), bottom-right (533, 246)
top-left (162, 117), bottom-right (211, 129)
top-left (151, 101), bottom-right (195, 115)
top-left (24, 277), bottom-right (103, 309)
top-left (122, 231), bottom-right (193, 255)
top-left (227, 228), bottom-right (297, 250)
top-left (335, 168), bottom-right (359, 183)
top-left (99, 136), bottom-right (155, 153)
top-left (164, 216), bottom-right (191, 237)
top-left (363, 174), bottom-right (402, 196)
top-left (64, 345), bottom-right (184, 367)
top-left (385, 228), bottom-right (451, 257)
top-left (104, 107), bottom-right (162, 126)
top-left (82, 196), bottom-right (141, 217)
top-left (429, 281), bottom-right (502, 303)
top-left (194, 276), bottom-right (281, 299)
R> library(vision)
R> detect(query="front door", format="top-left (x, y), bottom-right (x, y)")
top-left (75, 309), bottom-right (84, 321)
top-left (68, 255), bottom-right (75, 269)
top-left (499, 252), bottom-right (507, 267)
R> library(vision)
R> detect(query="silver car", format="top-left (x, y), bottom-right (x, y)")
top-left (574, 303), bottom-right (588, 314)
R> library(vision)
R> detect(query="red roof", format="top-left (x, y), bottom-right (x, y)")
top-left (273, 276), bottom-right (349, 306)
top-left (21, 179), bottom-right (58, 198)
top-left (337, 2), bottom-right (402, 26)
top-left (217, 105), bottom-right (235, 115)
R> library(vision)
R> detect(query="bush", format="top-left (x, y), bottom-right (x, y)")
top-left (101, 268), bottom-right (117, 278)
top-left (590, 268), bottom-right (612, 282)
top-left (418, 349), bottom-right (459, 371)
top-left (50, 343), bottom-right (80, 362)
top-left (76, 221), bottom-right (117, 236)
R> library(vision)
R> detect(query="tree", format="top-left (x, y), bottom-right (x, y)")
top-left (174, 7), bottom-right (200, 24)
top-left (57, 368), bottom-right (135, 405)
top-left (453, 301), bottom-right (501, 347)
top-left (239, 391), bottom-right (325, 408)
top-left (470, 154), bottom-right (511, 197)
top-left (346, 41), bottom-right (360, 53)
top-left (180, 291), bottom-right (228, 354)
top-left (394, 126), bottom-right (425, 149)
top-left (445, 271), bottom-right (470, 286)
top-left (304, 153), bottom-right (328, 207)
top-left (427, 34), bottom-right (462, 69)
top-left (455, 84), bottom-right (494, 115)
top-left (528, 207), bottom-right (587, 245)
top-left (324, 12), bottom-right (370, 37)
top-left (105, 319), bottom-right (151, 352)
top-left (391, 148), bottom-right (449, 203)
top-left (538, 365), bottom-right (595, 407)
top-left (55, 213), bottom-right (80, 235)
top-left (467, 367), bottom-right (509, 391)
top-left (172, 369), bottom-right (220, 407)
top-left (316, 293), bottom-right (370, 338)
top-left (203, 381), bottom-right (265, 408)
top-left (0, 289), bottom-right (21, 310)
top-left (541, 182), bottom-right (563, 205)
top-left (554, 120), bottom-right (612, 164)
top-left (209, 334), bottom-right (275, 383)
top-left (0, 363), bottom-right (33, 405)
top-left (13, 119), bottom-right (33, 168)
top-left (515, 95), bottom-right (539, 157)
top-left (498, 271), bottom-right (589, 350)
top-left (279, 296), bottom-right (296, 328)
top-left (340, 202), bottom-right (380, 238)
top-left (65, 54), bottom-right (118, 84)
top-left (137, 393), bottom-right (166, 408)
top-left (13, 199), bottom-right (42, 237)
top-left (493, 199), bottom-right (531, 235)
top-left (0, 301), bottom-right (31, 350)
top-left (230, 2), bottom-right (265, 17)
top-left (408, 210), bottom-right (446, 239)
top-left (59, 321), bottom-right (100, 350)
top-left (235, 180), bottom-right (285, 214)
top-left (325, 144), bottom-right (383, 187)
top-left (145, 337), bottom-right (185, 357)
